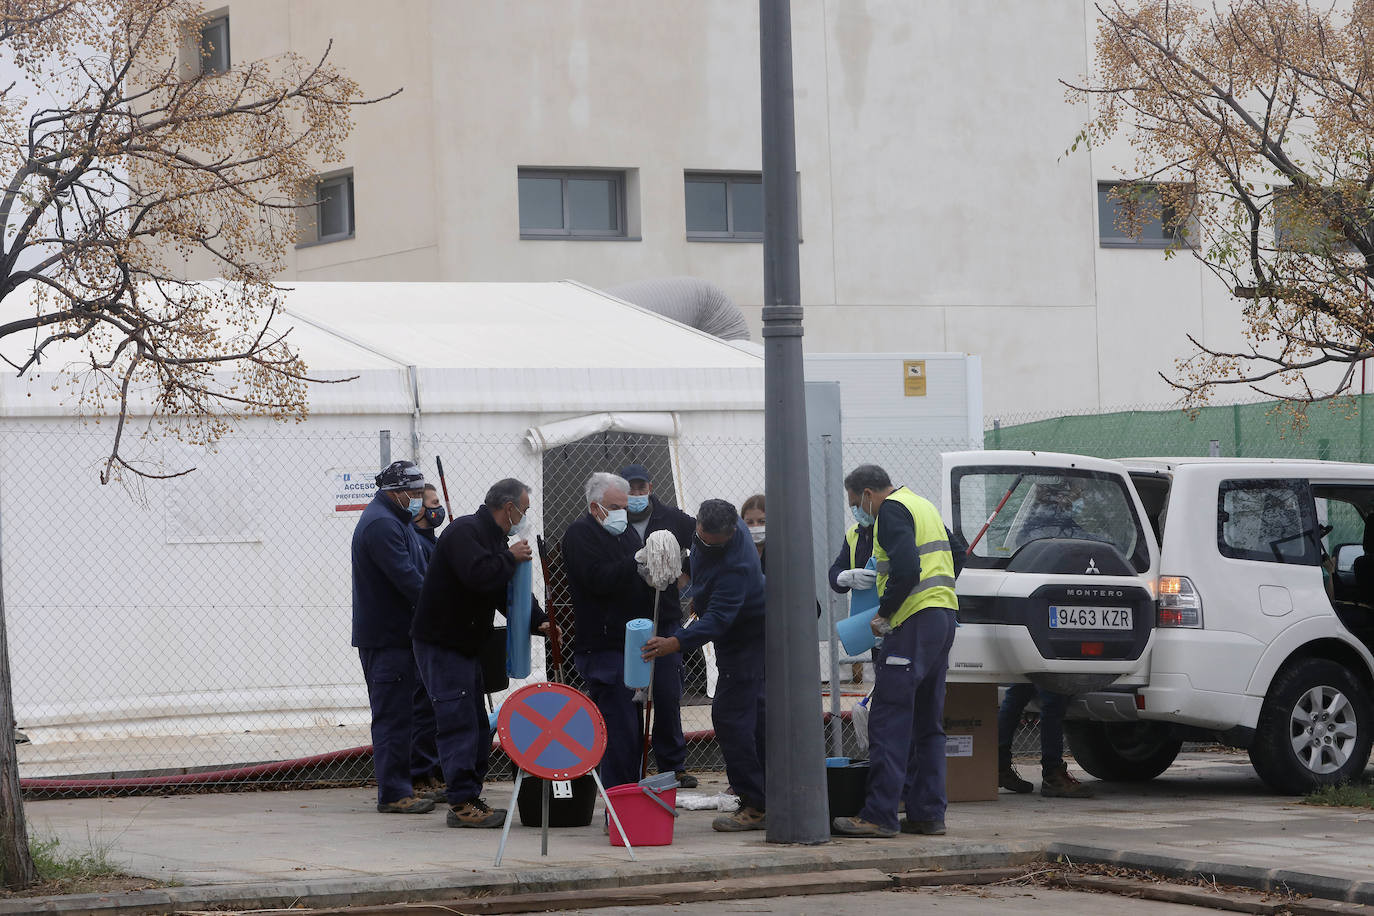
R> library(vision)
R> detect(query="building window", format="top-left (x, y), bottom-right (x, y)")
top-left (685, 172), bottom-right (764, 240)
top-left (518, 169), bottom-right (627, 238)
top-left (199, 14), bottom-right (230, 75)
top-left (1097, 181), bottom-right (1194, 249)
top-left (296, 170), bottom-right (354, 246)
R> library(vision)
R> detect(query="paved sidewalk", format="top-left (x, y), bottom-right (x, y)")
top-left (18, 752), bottom-right (1374, 912)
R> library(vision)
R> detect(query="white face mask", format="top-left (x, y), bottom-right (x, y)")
top-left (508, 504), bottom-right (531, 536)
top-left (750, 525), bottom-right (766, 545)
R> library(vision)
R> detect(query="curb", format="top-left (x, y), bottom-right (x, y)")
top-left (5, 842), bottom-right (1042, 916)
top-left (1046, 842), bottom-right (1374, 907)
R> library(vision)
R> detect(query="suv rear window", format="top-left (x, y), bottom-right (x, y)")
top-left (1218, 478), bottom-right (1321, 565)
top-left (952, 466), bottom-right (1150, 572)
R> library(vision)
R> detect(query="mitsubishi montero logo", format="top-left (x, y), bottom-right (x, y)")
top-left (1066, 588), bottom-right (1125, 598)
top-left (1085, 558), bottom-right (1101, 574)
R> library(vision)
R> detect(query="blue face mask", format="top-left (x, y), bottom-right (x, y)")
top-left (627, 494), bottom-right (650, 514)
top-left (600, 506), bottom-right (628, 536)
top-left (407, 496), bottom-right (424, 518)
top-left (851, 504), bottom-right (874, 527)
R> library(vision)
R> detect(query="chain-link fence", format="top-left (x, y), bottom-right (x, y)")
top-left (12, 420), bottom-right (1021, 797)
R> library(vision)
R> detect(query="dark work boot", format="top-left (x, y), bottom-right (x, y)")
top-left (998, 747), bottom-right (1033, 794)
top-left (1041, 762), bottom-right (1095, 799)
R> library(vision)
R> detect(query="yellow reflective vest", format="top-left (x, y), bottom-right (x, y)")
top-left (872, 487), bottom-right (957, 628)
top-left (845, 523), bottom-right (861, 567)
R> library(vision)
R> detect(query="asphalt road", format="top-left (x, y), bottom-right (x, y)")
top-left (553, 885), bottom-right (1210, 914)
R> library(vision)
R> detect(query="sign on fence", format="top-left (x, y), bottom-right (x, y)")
top-left (331, 469), bottom-right (377, 513)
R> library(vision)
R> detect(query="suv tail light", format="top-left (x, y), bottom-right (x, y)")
top-left (1157, 575), bottom-right (1203, 628)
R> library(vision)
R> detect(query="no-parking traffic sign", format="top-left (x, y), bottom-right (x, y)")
top-left (496, 682), bottom-right (606, 781)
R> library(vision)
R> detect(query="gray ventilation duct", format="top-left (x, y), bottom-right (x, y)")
top-left (607, 276), bottom-right (753, 341)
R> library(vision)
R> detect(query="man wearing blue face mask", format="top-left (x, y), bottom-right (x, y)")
top-left (561, 472), bottom-right (653, 790)
top-left (351, 460), bottom-right (441, 815)
top-left (413, 484), bottom-right (445, 557)
top-left (413, 478), bottom-right (552, 828)
top-left (619, 464), bottom-right (698, 787)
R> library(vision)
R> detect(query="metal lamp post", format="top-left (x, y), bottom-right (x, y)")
top-left (760, 0), bottom-right (830, 845)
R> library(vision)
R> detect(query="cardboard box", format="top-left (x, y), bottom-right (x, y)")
top-left (943, 682), bottom-right (998, 802)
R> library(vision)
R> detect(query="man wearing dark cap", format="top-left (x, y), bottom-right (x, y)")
top-left (620, 463), bottom-right (699, 788)
top-left (351, 460), bottom-right (441, 814)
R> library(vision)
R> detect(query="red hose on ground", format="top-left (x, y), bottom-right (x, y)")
top-left (21, 745), bottom-right (375, 796)
top-left (22, 711), bottom-right (854, 797)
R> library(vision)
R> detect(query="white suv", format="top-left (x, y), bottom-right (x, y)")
top-left (943, 450), bottom-right (1374, 794)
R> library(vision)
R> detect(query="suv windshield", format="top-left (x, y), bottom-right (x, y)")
top-left (953, 466), bottom-right (1150, 572)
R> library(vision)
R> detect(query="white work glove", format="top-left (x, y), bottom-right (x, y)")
top-left (837, 567), bottom-right (877, 590)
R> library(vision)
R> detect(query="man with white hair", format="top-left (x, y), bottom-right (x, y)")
top-left (561, 471), bottom-right (653, 789)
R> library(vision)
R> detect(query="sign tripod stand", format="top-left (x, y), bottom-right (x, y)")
top-left (493, 681), bottom-right (635, 866)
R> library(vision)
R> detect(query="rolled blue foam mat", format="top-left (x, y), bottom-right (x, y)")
top-left (848, 556), bottom-right (880, 618)
top-left (836, 607), bottom-right (880, 656)
top-left (506, 560), bottom-right (533, 679)
top-left (624, 618), bottom-right (654, 688)
top-left (825, 756), bottom-right (850, 768)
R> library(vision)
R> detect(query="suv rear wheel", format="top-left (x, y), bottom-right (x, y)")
top-left (1249, 658), bottom-right (1374, 795)
top-left (1063, 721), bottom-right (1182, 782)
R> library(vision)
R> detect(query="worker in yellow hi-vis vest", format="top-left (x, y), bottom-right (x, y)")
top-left (831, 464), bottom-right (958, 839)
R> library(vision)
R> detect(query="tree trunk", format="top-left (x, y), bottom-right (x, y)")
top-left (0, 509), bottom-right (36, 888)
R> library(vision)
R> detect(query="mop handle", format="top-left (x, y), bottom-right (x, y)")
top-left (640, 584), bottom-right (664, 779)
top-left (434, 455), bottom-right (454, 517)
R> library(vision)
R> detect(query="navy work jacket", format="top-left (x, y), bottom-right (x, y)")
top-left (351, 493), bottom-right (429, 649)
top-left (673, 518), bottom-right (765, 671)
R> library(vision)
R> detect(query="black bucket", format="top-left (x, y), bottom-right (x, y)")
top-left (826, 761), bottom-right (870, 818)
top-left (517, 774), bottom-right (598, 827)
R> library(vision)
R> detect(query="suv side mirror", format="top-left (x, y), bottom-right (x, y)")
top-left (1335, 543), bottom-right (1364, 573)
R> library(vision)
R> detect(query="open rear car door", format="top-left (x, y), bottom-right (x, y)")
top-left (942, 450), bottom-right (1161, 692)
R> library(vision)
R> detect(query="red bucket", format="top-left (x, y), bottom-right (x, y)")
top-left (606, 783), bottom-right (677, 847)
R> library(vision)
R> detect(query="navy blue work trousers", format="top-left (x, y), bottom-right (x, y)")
top-left (573, 649), bottom-right (642, 790)
top-left (358, 647), bottom-right (440, 805)
top-left (650, 650), bottom-right (687, 775)
top-left (714, 649), bottom-right (766, 811)
top-left (997, 682), bottom-right (1069, 770)
top-left (412, 639), bottom-right (489, 806)
top-left (859, 607), bottom-right (957, 831)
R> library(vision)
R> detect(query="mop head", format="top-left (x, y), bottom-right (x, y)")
top-left (640, 529), bottom-right (684, 590)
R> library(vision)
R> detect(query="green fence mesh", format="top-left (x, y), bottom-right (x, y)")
top-left (988, 398), bottom-right (1374, 551)
top-left (989, 398), bottom-right (1374, 464)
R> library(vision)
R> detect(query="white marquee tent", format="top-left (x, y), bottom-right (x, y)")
top-left (0, 281), bottom-right (763, 748)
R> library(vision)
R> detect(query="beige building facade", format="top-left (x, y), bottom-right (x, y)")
top-left (180, 1), bottom-right (1289, 418)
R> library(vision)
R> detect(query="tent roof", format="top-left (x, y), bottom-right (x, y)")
top-left (0, 281), bottom-right (764, 417)
top-left (283, 281), bottom-right (761, 371)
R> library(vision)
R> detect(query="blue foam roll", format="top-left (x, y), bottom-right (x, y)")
top-left (848, 555), bottom-right (880, 618)
top-left (836, 607), bottom-right (880, 656)
top-left (505, 560), bottom-right (533, 679)
top-left (624, 618), bottom-right (654, 688)
top-left (825, 756), bottom-right (850, 768)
